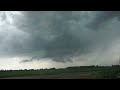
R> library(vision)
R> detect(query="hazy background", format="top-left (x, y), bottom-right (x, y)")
top-left (0, 11), bottom-right (120, 70)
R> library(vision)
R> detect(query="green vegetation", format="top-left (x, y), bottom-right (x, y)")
top-left (0, 65), bottom-right (120, 79)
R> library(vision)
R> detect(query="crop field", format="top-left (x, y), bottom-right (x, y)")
top-left (0, 65), bottom-right (120, 79)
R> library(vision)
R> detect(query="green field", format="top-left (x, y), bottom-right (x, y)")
top-left (0, 65), bottom-right (120, 79)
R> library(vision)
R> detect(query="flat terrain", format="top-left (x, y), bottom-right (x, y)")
top-left (1, 72), bottom-right (96, 79)
top-left (0, 65), bottom-right (120, 79)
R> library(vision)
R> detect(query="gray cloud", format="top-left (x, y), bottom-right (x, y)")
top-left (1, 11), bottom-right (120, 65)
top-left (88, 11), bottom-right (120, 30)
top-left (20, 56), bottom-right (38, 63)
top-left (18, 11), bottom-right (92, 62)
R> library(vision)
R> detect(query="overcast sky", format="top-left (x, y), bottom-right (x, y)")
top-left (0, 11), bottom-right (120, 70)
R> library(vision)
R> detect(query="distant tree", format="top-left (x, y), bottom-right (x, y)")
top-left (50, 68), bottom-right (56, 70)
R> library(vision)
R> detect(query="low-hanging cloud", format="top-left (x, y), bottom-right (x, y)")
top-left (16, 11), bottom-right (92, 62)
top-left (1, 11), bottom-right (120, 65)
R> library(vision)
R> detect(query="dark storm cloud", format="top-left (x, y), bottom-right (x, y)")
top-left (42, 12), bottom-right (94, 62)
top-left (14, 11), bottom-right (93, 62)
top-left (88, 11), bottom-right (120, 30)
top-left (1, 11), bottom-right (120, 64)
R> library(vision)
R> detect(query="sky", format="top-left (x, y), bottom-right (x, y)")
top-left (0, 11), bottom-right (120, 70)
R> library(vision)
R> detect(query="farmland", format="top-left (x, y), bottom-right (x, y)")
top-left (0, 65), bottom-right (120, 79)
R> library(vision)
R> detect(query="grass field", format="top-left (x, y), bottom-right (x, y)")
top-left (0, 65), bottom-right (120, 79)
